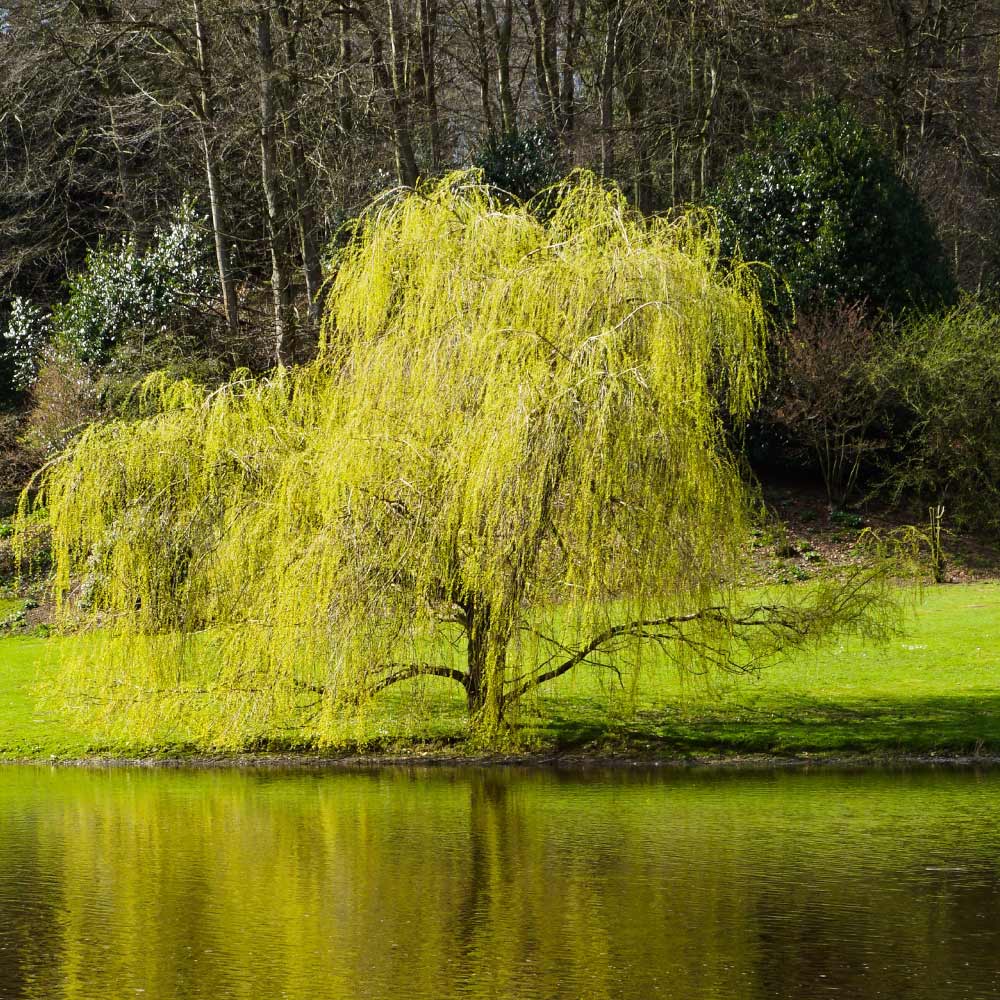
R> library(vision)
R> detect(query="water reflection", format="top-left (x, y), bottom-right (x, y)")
top-left (0, 765), bottom-right (996, 999)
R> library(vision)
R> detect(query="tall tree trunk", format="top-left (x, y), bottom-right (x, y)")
top-left (696, 50), bottom-right (718, 199)
top-left (366, 5), bottom-right (419, 185)
top-left (622, 23), bottom-right (652, 214)
top-left (277, 0), bottom-right (323, 330)
top-left (599, 0), bottom-right (619, 177)
top-left (386, 0), bottom-right (420, 184)
top-left (484, 0), bottom-right (514, 131)
top-left (257, 4), bottom-right (296, 365)
top-left (473, 0), bottom-right (494, 132)
top-left (526, 0), bottom-right (559, 130)
top-left (559, 0), bottom-right (585, 137)
top-left (417, 0), bottom-right (441, 168)
top-left (539, 0), bottom-right (560, 127)
top-left (623, 78), bottom-right (651, 211)
top-left (194, 0), bottom-right (239, 336)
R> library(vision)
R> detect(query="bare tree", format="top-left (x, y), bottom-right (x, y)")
top-left (257, 3), bottom-right (297, 363)
top-left (193, 0), bottom-right (240, 335)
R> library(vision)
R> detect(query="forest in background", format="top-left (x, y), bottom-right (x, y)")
top-left (2, 0), bottom-right (1000, 529)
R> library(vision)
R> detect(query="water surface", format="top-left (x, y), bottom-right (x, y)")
top-left (0, 764), bottom-right (997, 999)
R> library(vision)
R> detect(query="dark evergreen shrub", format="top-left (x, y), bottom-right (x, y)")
top-left (711, 100), bottom-right (956, 316)
top-left (472, 127), bottom-right (562, 204)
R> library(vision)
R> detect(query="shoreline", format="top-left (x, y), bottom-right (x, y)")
top-left (6, 747), bottom-right (1000, 771)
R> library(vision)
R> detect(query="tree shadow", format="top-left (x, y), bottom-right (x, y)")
top-left (529, 692), bottom-right (1000, 756)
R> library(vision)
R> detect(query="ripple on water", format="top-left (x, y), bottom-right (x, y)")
top-left (0, 764), bottom-right (996, 999)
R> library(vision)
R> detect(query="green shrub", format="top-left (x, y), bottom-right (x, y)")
top-left (877, 299), bottom-right (1000, 534)
top-left (471, 127), bottom-right (562, 204)
top-left (712, 100), bottom-right (955, 315)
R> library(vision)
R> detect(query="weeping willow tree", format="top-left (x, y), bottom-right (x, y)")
top-left (19, 173), bottom-right (906, 745)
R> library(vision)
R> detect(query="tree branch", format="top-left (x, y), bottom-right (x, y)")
top-left (507, 603), bottom-right (823, 702)
top-left (366, 661), bottom-right (468, 697)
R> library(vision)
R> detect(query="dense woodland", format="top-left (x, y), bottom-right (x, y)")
top-left (2, 0), bottom-right (1000, 525)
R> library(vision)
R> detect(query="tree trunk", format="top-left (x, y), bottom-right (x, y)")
top-left (526, 0), bottom-right (559, 130)
top-left (599, 0), bottom-right (619, 178)
top-left (194, 0), bottom-right (239, 336)
top-left (462, 596), bottom-right (507, 719)
top-left (621, 22), bottom-right (652, 214)
top-left (257, 4), bottom-right (297, 365)
top-left (417, 0), bottom-right (441, 169)
top-left (386, 0), bottom-right (420, 185)
top-left (277, 0), bottom-right (323, 330)
top-left (366, 9), bottom-right (420, 186)
top-left (485, 0), bottom-right (515, 132)
top-left (623, 75), bottom-right (651, 212)
top-left (559, 0), bottom-right (585, 137)
top-left (696, 49), bottom-right (718, 200)
top-left (473, 0), bottom-right (495, 133)
top-left (539, 0), bottom-right (561, 128)
top-left (465, 633), bottom-right (489, 716)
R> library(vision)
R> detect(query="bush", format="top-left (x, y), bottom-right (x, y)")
top-left (52, 198), bottom-right (214, 364)
top-left (471, 127), bottom-right (562, 204)
top-left (712, 100), bottom-right (956, 316)
top-left (0, 413), bottom-right (36, 515)
top-left (765, 300), bottom-right (887, 505)
top-left (2, 297), bottom-right (50, 403)
top-left (876, 299), bottom-right (1000, 534)
top-left (1, 199), bottom-right (215, 390)
top-left (19, 350), bottom-right (100, 462)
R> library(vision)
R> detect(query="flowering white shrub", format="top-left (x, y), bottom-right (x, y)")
top-left (3, 297), bottom-right (51, 393)
top-left (52, 198), bottom-right (214, 362)
top-left (2, 199), bottom-right (214, 395)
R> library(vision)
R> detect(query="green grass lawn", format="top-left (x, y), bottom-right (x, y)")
top-left (530, 582), bottom-right (1000, 756)
top-left (1, 584), bottom-right (999, 759)
top-left (0, 634), bottom-right (94, 757)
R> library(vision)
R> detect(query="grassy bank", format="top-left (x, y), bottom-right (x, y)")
top-left (1, 584), bottom-right (999, 761)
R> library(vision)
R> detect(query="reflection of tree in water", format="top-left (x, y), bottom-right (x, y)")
top-left (450, 771), bottom-right (512, 966)
top-left (0, 768), bottom-right (999, 999)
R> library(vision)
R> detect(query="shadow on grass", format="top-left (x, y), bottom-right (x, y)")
top-left (527, 693), bottom-right (1000, 756)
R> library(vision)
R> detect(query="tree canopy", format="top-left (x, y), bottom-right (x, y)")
top-left (23, 174), bottom-right (904, 745)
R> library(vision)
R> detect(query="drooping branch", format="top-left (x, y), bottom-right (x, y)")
top-left (509, 610), bottom-right (712, 702)
top-left (292, 662), bottom-right (469, 701)
top-left (366, 662), bottom-right (469, 698)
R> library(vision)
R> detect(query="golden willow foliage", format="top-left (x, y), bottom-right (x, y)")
top-left (20, 173), bottom-right (905, 745)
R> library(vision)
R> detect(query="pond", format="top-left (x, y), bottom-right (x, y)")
top-left (0, 763), bottom-right (997, 999)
